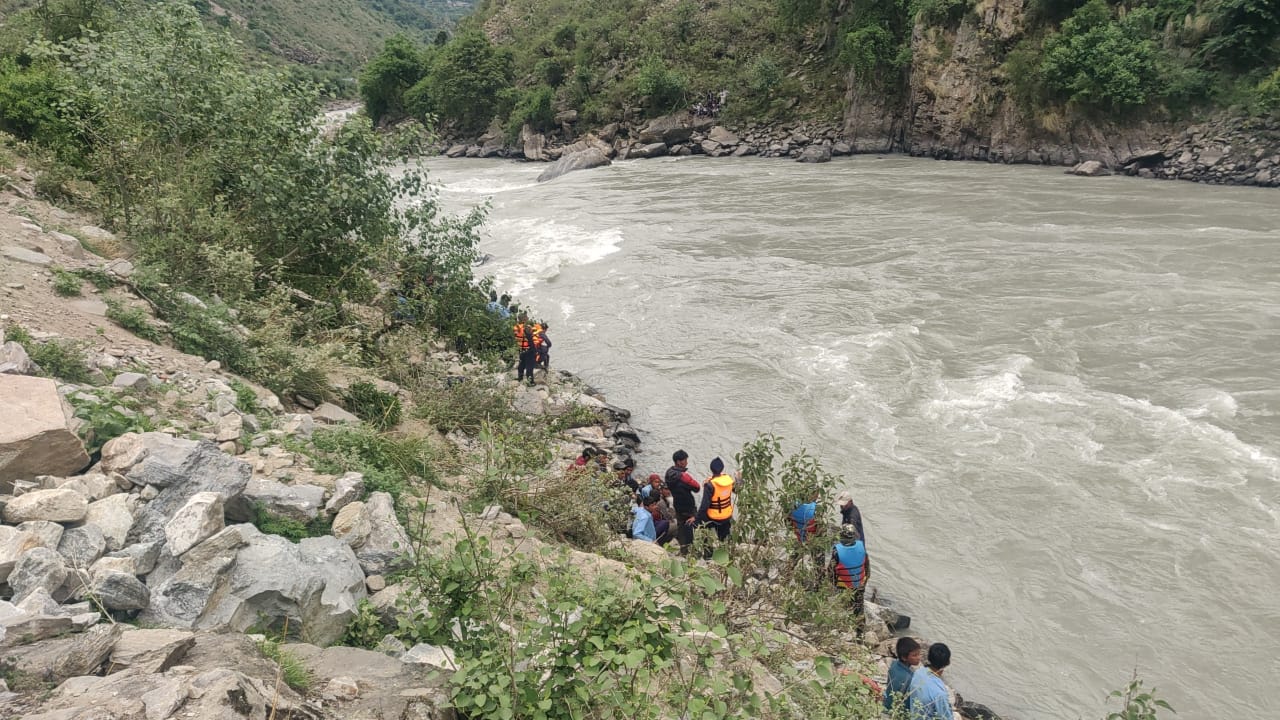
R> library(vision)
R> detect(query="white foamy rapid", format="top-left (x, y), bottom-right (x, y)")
top-left (419, 155), bottom-right (1280, 720)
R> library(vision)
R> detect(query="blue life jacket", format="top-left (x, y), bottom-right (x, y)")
top-left (833, 541), bottom-right (867, 589)
top-left (790, 502), bottom-right (817, 541)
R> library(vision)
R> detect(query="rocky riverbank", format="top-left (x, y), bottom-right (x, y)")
top-left (0, 151), bottom-right (1008, 719)
top-left (429, 109), bottom-right (1280, 188)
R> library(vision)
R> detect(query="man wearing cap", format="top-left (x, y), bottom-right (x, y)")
top-left (613, 457), bottom-right (639, 492)
top-left (830, 523), bottom-right (870, 619)
top-left (696, 457), bottom-right (737, 542)
top-left (836, 490), bottom-right (866, 546)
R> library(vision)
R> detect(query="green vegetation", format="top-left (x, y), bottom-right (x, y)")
top-left (51, 267), bottom-right (81, 296)
top-left (5, 324), bottom-right (93, 383)
top-left (1106, 675), bottom-right (1175, 719)
top-left (104, 299), bottom-right (163, 343)
top-left (307, 427), bottom-right (438, 498)
top-left (67, 390), bottom-right (156, 454)
top-left (256, 636), bottom-right (312, 691)
top-left (343, 381), bottom-right (403, 430)
top-left (249, 503), bottom-right (332, 542)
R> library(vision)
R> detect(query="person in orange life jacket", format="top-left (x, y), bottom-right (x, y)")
top-left (830, 523), bottom-right (870, 618)
top-left (835, 490), bottom-right (866, 546)
top-left (513, 314), bottom-right (537, 384)
top-left (788, 490), bottom-right (820, 542)
top-left (696, 457), bottom-right (737, 542)
top-left (535, 321), bottom-right (551, 370)
top-left (664, 450), bottom-right (702, 555)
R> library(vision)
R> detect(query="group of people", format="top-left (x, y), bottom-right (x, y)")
top-left (512, 313), bottom-right (552, 384)
top-left (581, 447), bottom-right (954, 720)
top-left (691, 89), bottom-right (729, 117)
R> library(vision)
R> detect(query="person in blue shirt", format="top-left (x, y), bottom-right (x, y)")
top-left (631, 498), bottom-right (657, 542)
top-left (884, 636), bottom-right (922, 713)
top-left (906, 643), bottom-right (954, 720)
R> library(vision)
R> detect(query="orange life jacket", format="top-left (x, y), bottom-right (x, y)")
top-left (706, 473), bottom-right (734, 522)
top-left (514, 323), bottom-right (531, 350)
top-left (531, 324), bottom-right (544, 359)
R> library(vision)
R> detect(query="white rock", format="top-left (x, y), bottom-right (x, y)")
top-left (214, 412), bottom-right (243, 443)
top-left (401, 643), bottom-right (456, 670)
top-left (112, 372), bottom-right (150, 390)
top-left (325, 472), bottom-right (364, 515)
top-left (312, 402), bottom-right (360, 425)
top-left (83, 494), bottom-right (138, 551)
top-left (0, 527), bottom-right (41, 582)
top-left (164, 491), bottom-right (225, 557)
top-left (3, 488), bottom-right (89, 524)
top-left (15, 520), bottom-right (63, 550)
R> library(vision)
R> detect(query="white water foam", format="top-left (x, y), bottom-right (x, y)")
top-left (484, 219), bottom-right (625, 293)
top-left (1178, 388), bottom-right (1240, 421)
top-left (440, 177), bottom-right (540, 195)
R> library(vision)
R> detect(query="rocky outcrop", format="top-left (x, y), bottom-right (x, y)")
top-left (537, 135), bottom-right (614, 182)
top-left (331, 491), bottom-right (412, 576)
top-left (637, 112), bottom-right (713, 145)
top-left (0, 375), bottom-right (91, 489)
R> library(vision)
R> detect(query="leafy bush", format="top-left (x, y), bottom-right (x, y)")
top-left (105, 298), bottom-right (164, 343)
top-left (24, 336), bottom-right (92, 383)
top-left (1039, 0), bottom-right (1161, 112)
top-left (415, 378), bottom-right (515, 435)
top-left (911, 0), bottom-right (971, 25)
top-left (504, 84), bottom-right (556, 140)
top-left (308, 427), bottom-right (438, 499)
top-left (359, 35), bottom-right (430, 123)
top-left (51, 268), bottom-right (82, 296)
top-left (68, 392), bottom-right (155, 454)
top-left (633, 56), bottom-right (687, 115)
top-left (407, 32), bottom-right (514, 131)
top-left (0, 58), bottom-right (81, 164)
top-left (1253, 66), bottom-right (1280, 113)
top-left (343, 381), bottom-right (402, 430)
top-left (1105, 675), bottom-right (1174, 720)
top-left (342, 599), bottom-right (390, 649)
top-left (73, 266), bottom-right (115, 289)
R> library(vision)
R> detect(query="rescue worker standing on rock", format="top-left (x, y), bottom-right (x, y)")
top-left (830, 523), bottom-right (870, 621)
top-left (513, 313), bottom-right (537, 385)
top-left (696, 457), bottom-right (737, 542)
top-left (665, 450), bottom-right (702, 555)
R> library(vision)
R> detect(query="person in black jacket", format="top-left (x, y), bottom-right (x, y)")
top-left (836, 491), bottom-right (866, 546)
top-left (664, 449), bottom-right (702, 555)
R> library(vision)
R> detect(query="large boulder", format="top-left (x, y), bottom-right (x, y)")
top-left (9, 547), bottom-right (68, 603)
top-left (3, 488), bottom-right (88, 524)
top-left (331, 492), bottom-right (412, 576)
top-left (108, 627), bottom-right (196, 673)
top-left (0, 375), bottom-right (91, 490)
top-left (1069, 160), bottom-right (1111, 177)
top-left (325, 472), bottom-right (364, 516)
top-left (91, 570), bottom-right (151, 611)
top-left (797, 145), bottom-right (833, 163)
top-left (520, 123), bottom-right (547, 161)
top-left (537, 147), bottom-right (612, 183)
top-left (629, 142), bottom-right (668, 159)
top-left (637, 112), bottom-right (711, 145)
top-left (708, 126), bottom-right (740, 146)
top-left (57, 525), bottom-right (106, 568)
top-left (240, 478), bottom-right (326, 521)
top-left (141, 524), bottom-right (365, 645)
top-left (100, 432), bottom-right (250, 544)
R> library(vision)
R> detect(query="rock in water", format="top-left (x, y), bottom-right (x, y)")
top-left (1069, 160), bottom-right (1111, 176)
top-left (520, 123), bottom-right (546, 161)
top-left (797, 145), bottom-right (833, 163)
top-left (537, 147), bottom-right (611, 183)
top-left (0, 376), bottom-right (91, 490)
top-left (629, 142), bottom-right (669, 159)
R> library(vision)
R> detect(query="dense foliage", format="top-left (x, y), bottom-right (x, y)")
top-left (0, 1), bottom-right (515, 402)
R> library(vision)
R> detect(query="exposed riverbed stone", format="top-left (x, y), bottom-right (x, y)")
top-left (164, 491), bottom-right (225, 557)
top-left (0, 375), bottom-right (91, 489)
top-left (3, 488), bottom-right (88, 524)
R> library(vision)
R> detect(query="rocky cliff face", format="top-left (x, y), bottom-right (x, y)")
top-left (844, 0), bottom-right (1280, 186)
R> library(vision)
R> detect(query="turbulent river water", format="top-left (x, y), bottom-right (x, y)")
top-left (422, 155), bottom-right (1280, 719)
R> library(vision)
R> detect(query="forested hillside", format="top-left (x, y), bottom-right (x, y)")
top-left (359, 0), bottom-right (1280, 149)
top-left (0, 0), bottom-right (477, 91)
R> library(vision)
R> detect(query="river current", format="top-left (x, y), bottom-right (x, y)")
top-left (422, 155), bottom-right (1280, 719)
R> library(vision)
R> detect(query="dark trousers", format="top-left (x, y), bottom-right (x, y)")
top-left (654, 518), bottom-right (672, 546)
top-left (675, 512), bottom-right (695, 554)
top-left (708, 519), bottom-right (731, 541)
top-left (517, 350), bottom-right (536, 382)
